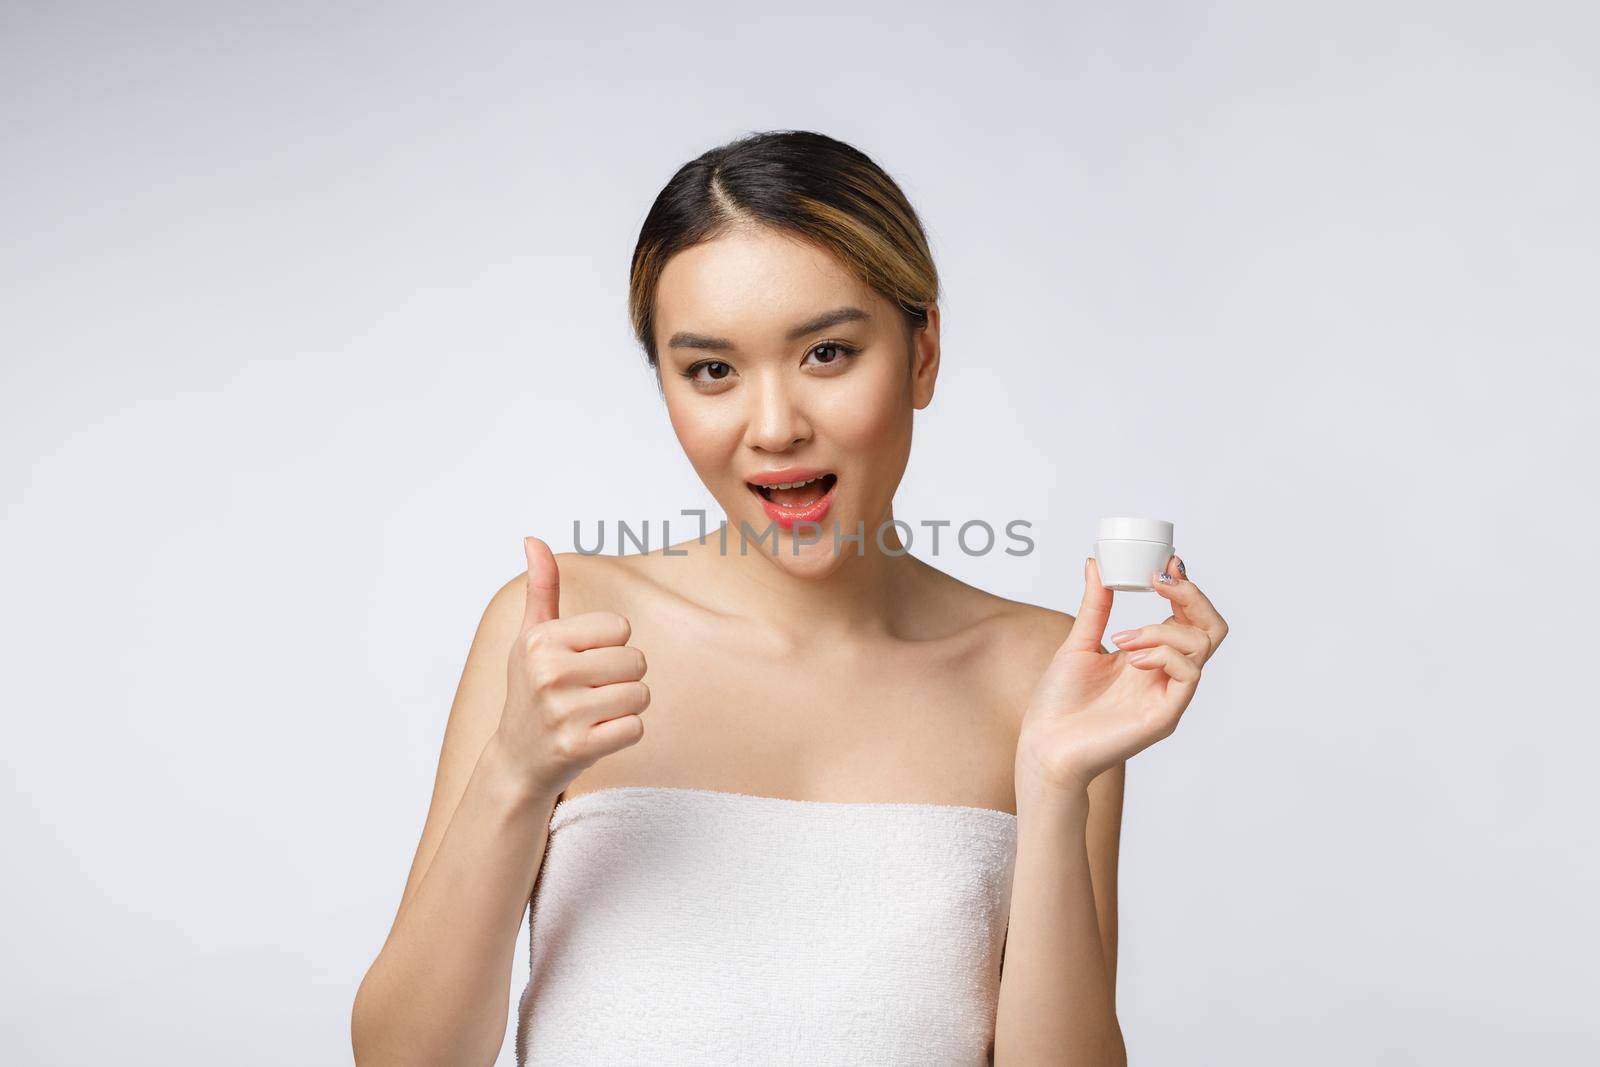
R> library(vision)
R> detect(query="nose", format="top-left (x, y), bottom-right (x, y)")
top-left (742, 372), bottom-right (811, 452)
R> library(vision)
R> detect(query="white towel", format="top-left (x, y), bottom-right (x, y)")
top-left (515, 786), bottom-right (1018, 1066)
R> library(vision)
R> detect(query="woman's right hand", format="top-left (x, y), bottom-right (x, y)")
top-left (494, 536), bottom-right (651, 801)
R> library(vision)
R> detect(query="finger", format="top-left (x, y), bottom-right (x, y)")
top-left (583, 712), bottom-right (645, 757)
top-left (544, 610), bottom-right (633, 652)
top-left (1062, 555), bottom-right (1115, 654)
top-left (566, 644), bottom-right (648, 687)
top-left (521, 536), bottom-right (561, 631)
top-left (1151, 554), bottom-right (1228, 650)
top-left (1125, 643), bottom-right (1202, 688)
top-left (1108, 621), bottom-right (1211, 660)
top-left (577, 679), bottom-right (652, 723)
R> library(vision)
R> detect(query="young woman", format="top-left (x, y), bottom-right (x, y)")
top-left (351, 130), bottom-right (1228, 1066)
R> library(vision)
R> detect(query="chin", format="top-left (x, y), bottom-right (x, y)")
top-left (722, 505), bottom-right (855, 574)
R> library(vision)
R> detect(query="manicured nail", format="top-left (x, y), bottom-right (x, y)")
top-left (1175, 555), bottom-right (1187, 579)
top-left (1156, 571), bottom-right (1176, 586)
top-left (1110, 629), bottom-right (1137, 644)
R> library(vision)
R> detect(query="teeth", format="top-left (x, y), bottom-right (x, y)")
top-left (760, 475), bottom-right (825, 490)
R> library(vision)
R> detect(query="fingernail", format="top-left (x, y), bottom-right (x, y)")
top-left (1175, 555), bottom-right (1187, 579)
top-left (1156, 571), bottom-right (1176, 585)
top-left (1110, 629), bottom-right (1137, 644)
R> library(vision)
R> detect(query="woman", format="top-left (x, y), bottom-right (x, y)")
top-left (351, 129), bottom-right (1228, 1066)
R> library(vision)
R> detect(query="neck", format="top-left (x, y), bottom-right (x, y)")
top-left (677, 505), bottom-right (923, 651)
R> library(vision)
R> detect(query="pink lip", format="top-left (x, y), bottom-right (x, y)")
top-left (746, 466), bottom-right (831, 487)
top-left (749, 475), bottom-right (838, 531)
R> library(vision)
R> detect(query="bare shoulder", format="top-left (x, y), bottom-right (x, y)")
top-left (937, 571), bottom-right (1103, 714)
top-left (980, 598), bottom-right (1081, 708)
top-left (918, 560), bottom-right (1083, 658)
top-left (483, 548), bottom-right (624, 632)
top-left (992, 597), bottom-right (1096, 663)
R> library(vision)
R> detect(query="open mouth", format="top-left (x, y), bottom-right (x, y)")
top-left (746, 472), bottom-right (839, 530)
top-left (747, 472), bottom-right (837, 508)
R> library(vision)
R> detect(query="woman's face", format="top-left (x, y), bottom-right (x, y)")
top-left (653, 224), bottom-right (940, 575)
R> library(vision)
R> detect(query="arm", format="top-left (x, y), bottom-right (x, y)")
top-left (350, 576), bottom-right (556, 1067)
top-left (993, 764), bottom-right (1127, 1066)
top-left (996, 552), bottom-right (1227, 1064)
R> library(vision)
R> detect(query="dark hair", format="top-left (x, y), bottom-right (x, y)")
top-left (628, 130), bottom-right (940, 369)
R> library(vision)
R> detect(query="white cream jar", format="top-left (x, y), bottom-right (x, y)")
top-left (1093, 517), bottom-right (1175, 592)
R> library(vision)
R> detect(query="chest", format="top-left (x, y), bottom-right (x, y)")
top-left (565, 607), bottom-right (1024, 812)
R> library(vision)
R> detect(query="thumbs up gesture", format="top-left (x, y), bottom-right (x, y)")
top-left (495, 537), bottom-right (651, 799)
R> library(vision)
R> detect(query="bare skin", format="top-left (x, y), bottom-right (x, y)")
top-left (555, 535), bottom-right (1061, 815)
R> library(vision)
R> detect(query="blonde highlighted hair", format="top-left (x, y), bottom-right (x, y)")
top-left (628, 130), bottom-right (940, 368)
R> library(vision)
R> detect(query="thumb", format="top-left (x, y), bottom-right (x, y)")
top-left (521, 536), bottom-right (561, 631)
top-left (1061, 554), bottom-right (1114, 654)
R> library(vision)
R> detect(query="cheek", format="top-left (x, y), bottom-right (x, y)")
top-left (664, 393), bottom-right (744, 472)
top-left (816, 365), bottom-right (911, 452)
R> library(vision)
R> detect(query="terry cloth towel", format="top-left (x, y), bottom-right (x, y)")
top-left (515, 785), bottom-right (1018, 1067)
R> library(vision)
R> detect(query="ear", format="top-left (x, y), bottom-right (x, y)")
top-left (909, 302), bottom-right (941, 410)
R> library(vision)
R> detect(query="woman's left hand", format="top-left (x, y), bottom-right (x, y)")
top-left (1016, 553), bottom-right (1229, 798)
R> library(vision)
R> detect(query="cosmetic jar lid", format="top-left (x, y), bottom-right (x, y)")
top-left (1096, 517), bottom-right (1174, 544)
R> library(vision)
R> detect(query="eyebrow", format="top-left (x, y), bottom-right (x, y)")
top-left (665, 305), bottom-right (872, 352)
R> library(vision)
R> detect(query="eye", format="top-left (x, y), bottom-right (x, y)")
top-left (682, 360), bottom-right (735, 385)
top-left (804, 341), bottom-right (859, 367)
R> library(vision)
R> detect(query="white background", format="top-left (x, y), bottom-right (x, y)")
top-left (3, 1), bottom-right (1596, 1063)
